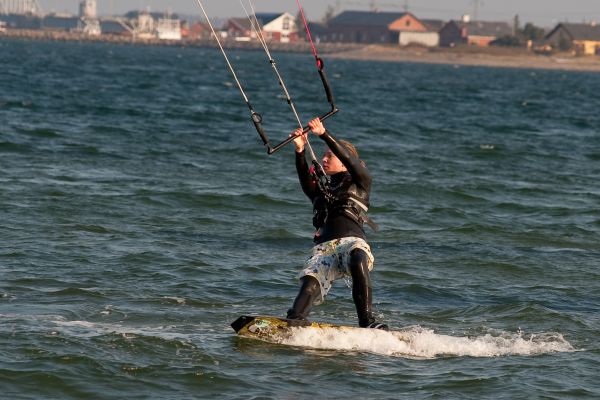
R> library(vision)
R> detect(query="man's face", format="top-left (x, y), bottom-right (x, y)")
top-left (322, 149), bottom-right (346, 175)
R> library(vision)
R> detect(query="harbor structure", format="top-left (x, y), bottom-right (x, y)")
top-left (79, 0), bottom-right (96, 19)
top-left (78, 0), bottom-right (100, 36)
top-left (156, 16), bottom-right (181, 40)
top-left (0, 0), bottom-right (42, 15)
top-left (117, 11), bottom-right (181, 40)
top-left (0, 0), bottom-right (42, 29)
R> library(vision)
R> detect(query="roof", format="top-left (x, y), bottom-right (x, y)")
top-left (421, 19), bottom-right (445, 32)
top-left (254, 13), bottom-right (282, 25)
top-left (100, 19), bottom-right (128, 33)
top-left (124, 11), bottom-right (179, 20)
top-left (307, 21), bottom-right (328, 35)
top-left (42, 15), bottom-right (80, 30)
top-left (228, 17), bottom-right (252, 31)
top-left (329, 10), bottom-right (408, 27)
top-left (552, 23), bottom-right (600, 41)
top-left (228, 13), bottom-right (287, 31)
top-left (456, 20), bottom-right (513, 37)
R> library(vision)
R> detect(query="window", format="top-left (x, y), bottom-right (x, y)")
top-left (283, 17), bottom-right (290, 30)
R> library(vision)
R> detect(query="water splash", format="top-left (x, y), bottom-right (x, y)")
top-left (281, 326), bottom-right (574, 359)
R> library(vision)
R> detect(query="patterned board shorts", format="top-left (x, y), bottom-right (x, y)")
top-left (298, 236), bottom-right (374, 305)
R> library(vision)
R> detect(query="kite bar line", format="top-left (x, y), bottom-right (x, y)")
top-left (196, 0), bottom-right (338, 156)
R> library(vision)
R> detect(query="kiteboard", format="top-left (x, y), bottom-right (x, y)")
top-left (232, 315), bottom-right (368, 343)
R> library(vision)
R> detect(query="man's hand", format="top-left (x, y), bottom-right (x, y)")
top-left (290, 127), bottom-right (307, 153)
top-left (308, 118), bottom-right (326, 136)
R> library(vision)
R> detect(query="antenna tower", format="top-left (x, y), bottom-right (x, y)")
top-left (471, 0), bottom-right (483, 20)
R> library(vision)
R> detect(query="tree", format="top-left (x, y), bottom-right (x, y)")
top-left (492, 21), bottom-right (546, 47)
top-left (513, 14), bottom-right (520, 36)
top-left (322, 5), bottom-right (335, 24)
top-left (521, 22), bottom-right (545, 41)
top-left (295, 10), bottom-right (306, 40)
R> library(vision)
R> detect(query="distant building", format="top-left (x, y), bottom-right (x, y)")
top-left (305, 21), bottom-right (328, 43)
top-left (113, 11), bottom-right (182, 40)
top-left (42, 14), bottom-right (79, 32)
top-left (397, 17), bottom-right (445, 47)
top-left (226, 12), bottom-right (298, 43)
top-left (316, 10), bottom-right (439, 46)
top-left (0, 13), bottom-right (41, 29)
top-left (544, 22), bottom-right (600, 55)
top-left (261, 12), bottom-right (298, 43)
top-left (136, 12), bottom-right (155, 38)
top-left (226, 17), bottom-right (253, 40)
top-left (0, 0), bottom-right (43, 16)
top-left (439, 17), bottom-right (513, 47)
top-left (79, 0), bottom-right (96, 19)
top-left (78, 0), bottom-right (100, 36)
top-left (156, 17), bottom-right (181, 40)
top-left (324, 10), bottom-right (409, 43)
top-left (99, 19), bottom-right (129, 35)
top-left (421, 19), bottom-right (446, 33)
top-left (183, 21), bottom-right (211, 40)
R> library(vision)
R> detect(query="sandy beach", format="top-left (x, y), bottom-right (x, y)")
top-left (329, 44), bottom-right (600, 72)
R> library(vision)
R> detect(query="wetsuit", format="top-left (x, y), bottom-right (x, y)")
top-left (287, 130), bottom-right (386, 329)
top-left (295, 130), bottom-right (371, 244)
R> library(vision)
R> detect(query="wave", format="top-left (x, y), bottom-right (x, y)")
top-left (281, 325), bottom-right (574, 359)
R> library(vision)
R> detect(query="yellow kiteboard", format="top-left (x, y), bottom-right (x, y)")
top-left (231, 315), bottom-right (361, 343)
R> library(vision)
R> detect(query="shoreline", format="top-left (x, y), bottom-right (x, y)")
top-left (329, 44), bottom-right (600, 73)
top-left (2, 29), bottom-right (600, 73)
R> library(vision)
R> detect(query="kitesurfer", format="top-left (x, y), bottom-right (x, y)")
top-left (286, 117), bottom-right (388, 330)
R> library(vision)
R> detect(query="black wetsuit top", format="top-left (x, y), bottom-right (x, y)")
top-left (295, 130), bottom-right (372, 244)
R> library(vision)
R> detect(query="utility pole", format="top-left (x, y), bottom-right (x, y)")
top-left (403, 0), bottom-right (409, 12)
top-left (471, 0), bottom-right (482, 21)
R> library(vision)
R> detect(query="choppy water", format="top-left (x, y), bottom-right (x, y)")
top-left (1, 38), bottom-right (599, 399)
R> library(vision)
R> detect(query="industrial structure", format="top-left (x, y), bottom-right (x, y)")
top-left (0, 0), bottom-right (42, 15)
top-left (78, 0), bottom-right (100, 36)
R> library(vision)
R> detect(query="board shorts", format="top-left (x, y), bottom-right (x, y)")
top-left (298, 237), bottom-right (374, 305)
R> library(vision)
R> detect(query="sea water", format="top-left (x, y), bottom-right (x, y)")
top-left (0, 39), bottom-right (599, 399)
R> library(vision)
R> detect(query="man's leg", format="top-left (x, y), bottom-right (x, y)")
top-left (286, 276), bottom-right (320, 320)
top-left (349, 248), bottom-right (388, 330)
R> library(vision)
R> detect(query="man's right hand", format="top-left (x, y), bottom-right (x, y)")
top-left (290, 128), bottom-right (307, 153)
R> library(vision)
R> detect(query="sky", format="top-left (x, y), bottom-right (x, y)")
top-left (38, 0), bottom-right (600, 28)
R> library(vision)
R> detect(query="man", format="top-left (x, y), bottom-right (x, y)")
top-left (286, 117), bottom-right (387, 330)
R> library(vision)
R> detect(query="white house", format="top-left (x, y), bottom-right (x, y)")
top-left (227, 12), bottom-right (299, 43)
top-left (258, 12), bottom-right (298, 43)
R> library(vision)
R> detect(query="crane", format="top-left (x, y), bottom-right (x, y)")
top-left (0, 0), bottom-right (43, 16)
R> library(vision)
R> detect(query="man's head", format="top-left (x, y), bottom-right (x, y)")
top-left (322, 140), bottom-right (358, 175)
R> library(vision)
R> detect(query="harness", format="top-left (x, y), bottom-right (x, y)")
top-left (311, 171), bottom-right (379, 232)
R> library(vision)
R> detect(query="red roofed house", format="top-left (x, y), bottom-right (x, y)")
top-left (323, 10), bottom-right (415, 43)
top-left (183, 21), bottom-right (211, 39)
